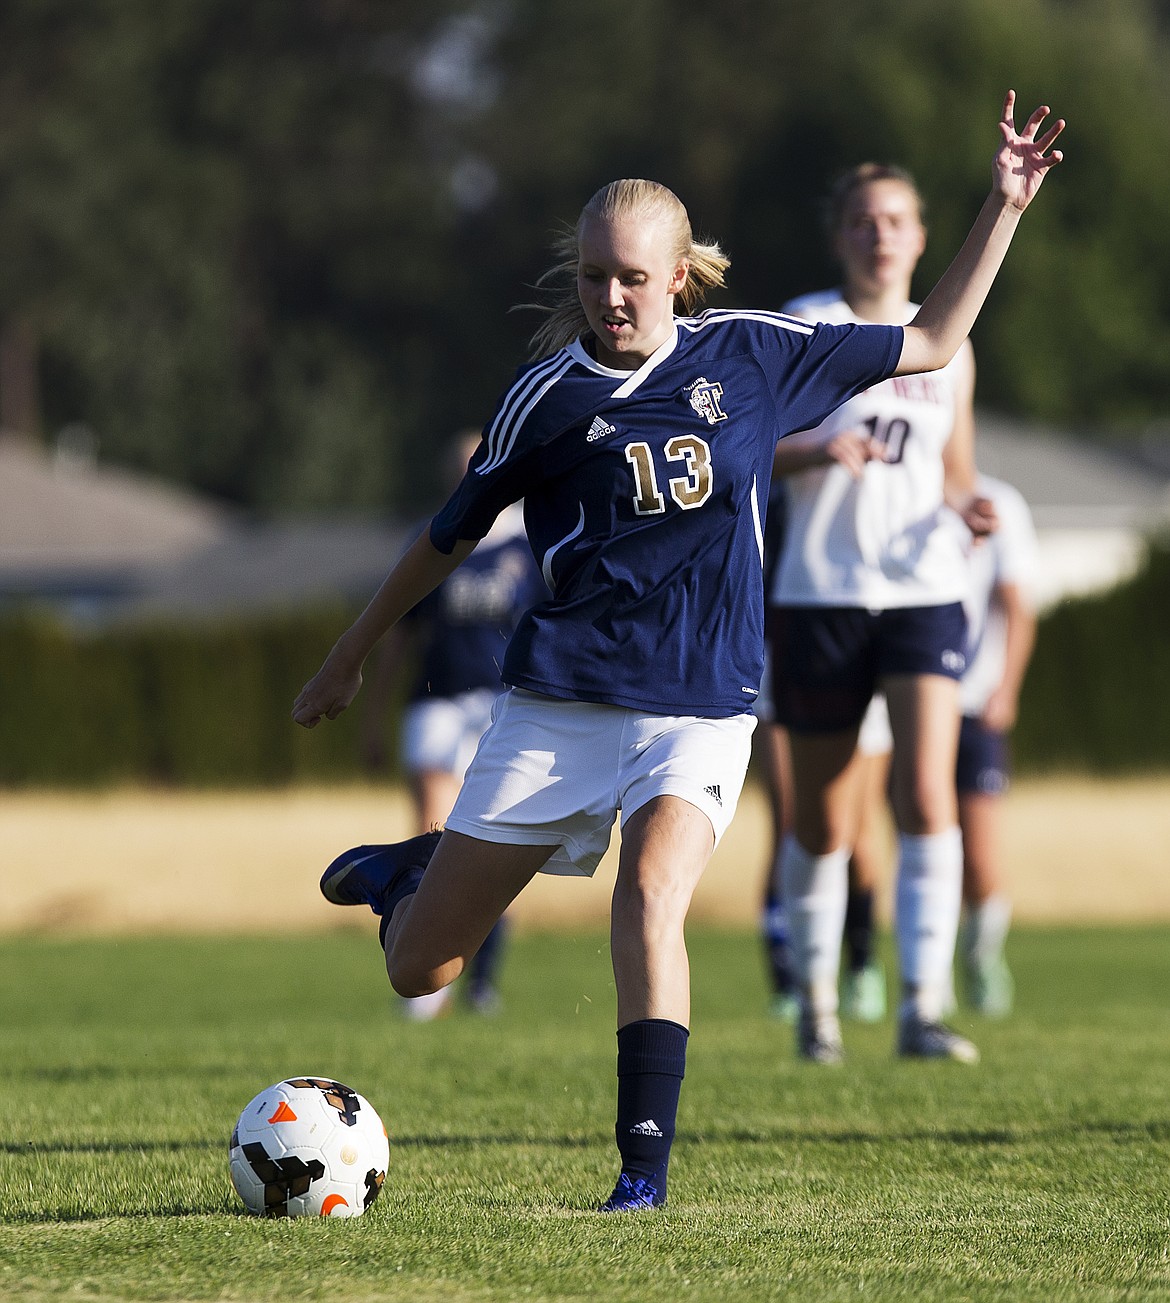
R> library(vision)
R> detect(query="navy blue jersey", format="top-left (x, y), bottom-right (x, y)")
top-left (405, 506), bottom-right (547, 701)
top-left (430, 310), bottom-right (902, 716)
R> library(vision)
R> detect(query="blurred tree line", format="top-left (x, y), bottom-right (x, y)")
top-left (2, 0), bottom-right (1168, 515)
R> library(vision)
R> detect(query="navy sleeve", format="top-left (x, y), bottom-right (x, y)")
top-left (768, 322), bottom-right (903, 439)
top-left (430, 434), bottom-right (531, 554)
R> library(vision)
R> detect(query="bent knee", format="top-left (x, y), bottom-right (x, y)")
top-left (387, 949), bottom-right (461, 999)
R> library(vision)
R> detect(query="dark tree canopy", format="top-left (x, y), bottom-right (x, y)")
top-left (1, 0), bottom-right (1167, 512)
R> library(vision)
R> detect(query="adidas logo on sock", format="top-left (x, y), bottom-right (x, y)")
top-left (703, 784), bottom-right (722, 806)
top-left (629, 1118), bottom-right (664, 1137)
top-left (586, 415), bottom-right (618, 442)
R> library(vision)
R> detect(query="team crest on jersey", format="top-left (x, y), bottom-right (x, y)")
top-left (685, 376), bottom-right (728, 425)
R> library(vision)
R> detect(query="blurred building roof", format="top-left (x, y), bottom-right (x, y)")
top-left (0, 432), bottom-right (405, 624)
top-left (0, 432), bottom-right (230, 569)
top-left (124, 520), bottom-right (409, 622)
top-left (973, 411), bottom-right (1170, 530)
top-left (4, 413), bottom-right (1169, 626)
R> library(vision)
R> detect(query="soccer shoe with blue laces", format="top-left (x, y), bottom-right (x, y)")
top-left (598, 1173), bottom-right (664, 1213)
top-left (319, 830), bottom-right (442, 917)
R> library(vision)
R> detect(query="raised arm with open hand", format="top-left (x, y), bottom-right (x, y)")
top-left (897, 91), bottom-right (1065, 378)
top-left (993, 89), bottom-right (1066, 212)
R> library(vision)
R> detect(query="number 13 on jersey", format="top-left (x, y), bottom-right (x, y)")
top-left (625, 436), bottom-right (713, 515)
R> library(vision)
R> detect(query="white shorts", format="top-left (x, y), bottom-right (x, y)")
top-left (400, 688), bottom-right (500, 779)
top-left (444, 689), bottom-right (757, 877)
top-left (858, 692), bottom-right (893, 757)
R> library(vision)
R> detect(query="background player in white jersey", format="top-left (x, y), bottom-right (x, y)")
top-left (362, 431), bottom-right (548, 1019)
top-left (768, 160), bottom-right (1000, 1065)
top-left (954, 473), bottom-right (1038, 1016)
top-left (293, 93), bottom-right (1063, 1210)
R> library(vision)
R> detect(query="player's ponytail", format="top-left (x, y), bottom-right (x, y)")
top-left (521, 179), bottom-right (730, 359)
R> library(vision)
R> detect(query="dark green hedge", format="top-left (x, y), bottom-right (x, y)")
top-left (1012, 535), bottom-right (1170, 773)
top-left (0, 606), bottom-right (401, 787)
top-left (3, 541), bottom-right (1168, 788)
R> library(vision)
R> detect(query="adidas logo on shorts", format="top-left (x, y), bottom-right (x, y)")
top-left (586, 415), bottom-right (618, 442)
top-left (703, 784), bottom-right (722, 807)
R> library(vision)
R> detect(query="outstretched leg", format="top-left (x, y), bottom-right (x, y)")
top-left (383, 831), bottom-right (553, 996)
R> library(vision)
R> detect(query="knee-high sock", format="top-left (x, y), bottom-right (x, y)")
top-left (762, 845), bottom-right (794, 996)
top-left (469, 916), bottom-right (508, 991)
top-left (895, 827), bottom-right (963, 1021)
top-left (962, 893), bottom-right (1012, 969)
top-left (780, 834), bottom-right (849, 1017)
top-left (615, 1019), bottom-right (688, 1203)
top-left (844, 886), bottom-right (876, 974)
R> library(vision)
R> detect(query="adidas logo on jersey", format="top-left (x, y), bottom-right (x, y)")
top-left (586, 415), bottom-right (618, 442)
top-left (703, 784), bottom-right (722, 807)
top-left (629, 1118), bottom-right (664, 1138)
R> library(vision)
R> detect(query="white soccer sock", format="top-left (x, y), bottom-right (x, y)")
top-left (780, 834), bottom-right (849, 1017)
top-left (895, 827), bottom-right (963, 1022)
top-left (962, 893), bottom-right (1013, 968)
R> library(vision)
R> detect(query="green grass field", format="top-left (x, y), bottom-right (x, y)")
top-left (2, 927), bottom-right (1168, 1302)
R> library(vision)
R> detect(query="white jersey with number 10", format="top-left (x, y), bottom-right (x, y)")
top-left (770, 290), bottom-right (972, 610)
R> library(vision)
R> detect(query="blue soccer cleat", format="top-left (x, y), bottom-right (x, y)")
top-left (319, 830), bottom-right (442, 918)
top-left (597, 1172), bottom-right (665, 1213)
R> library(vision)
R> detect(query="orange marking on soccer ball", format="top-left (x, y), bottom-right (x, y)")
top-left (267, 1101), bottom-right (298, 1123)
top-left (321, 1194), bottom-right (349, 1216)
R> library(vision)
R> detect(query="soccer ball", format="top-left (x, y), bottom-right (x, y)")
top-left (229, 1077), bottom-right (389, 1218)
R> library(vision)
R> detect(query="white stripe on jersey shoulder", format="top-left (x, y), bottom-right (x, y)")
top-left (479, 351), bottom-right (576, 474)
top-left (540, 502), bottom-right (585, 592)
top-left (565, 329), bottom-right (679, 398)
top-left (678, 307), bottom-right (815, 337)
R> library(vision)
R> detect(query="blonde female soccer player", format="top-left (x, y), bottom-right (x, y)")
top-left (294, 93), bottom-right (1063, 1208)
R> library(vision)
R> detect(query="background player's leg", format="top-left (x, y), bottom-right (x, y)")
top-left (783, 727), bottom-right (864, 1062)
top-left (757, 722), bottom-right (797, 1018)
top-left (842, 745), bottom-right (892, 1021)
top-left (884, 675), bottom-right (975, 1061)
top-left (959, 788), bottom-right (1014, 1015)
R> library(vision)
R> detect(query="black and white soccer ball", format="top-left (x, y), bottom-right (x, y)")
top-left (229, 1077), bottom-right (389, 1218)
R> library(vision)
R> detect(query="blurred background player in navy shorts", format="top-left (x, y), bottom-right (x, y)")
top-left (362, 430), bottom-right (548, 1018)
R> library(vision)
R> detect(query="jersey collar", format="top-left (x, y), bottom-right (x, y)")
top-left (567, 325), bottom-right (680, 398)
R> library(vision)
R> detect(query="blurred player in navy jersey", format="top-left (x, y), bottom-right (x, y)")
top-left (767, 158), bottom-right (1007, 1067)
top-left (294, 93), bottom-right (1063, 1211)
top-left (362, 430), bottom-right (548, 1019)
top-left (953, 472), bottom-right (1038, 1016)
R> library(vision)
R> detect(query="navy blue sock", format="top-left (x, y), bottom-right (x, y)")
top-left (614, 1019), bottom-right (688, 1204)
top-left (469, 917), bottom-right (508, 993)
top-left (845, 886), bottom-right (876, 972)
top-left (762, 885), bottom-right (795, 995)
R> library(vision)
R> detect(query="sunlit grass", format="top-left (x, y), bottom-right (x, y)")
top-left (2, 928), bottom-right (1168, 1301)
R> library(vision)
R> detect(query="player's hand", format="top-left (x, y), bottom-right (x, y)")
top-left (960, 494), bottom-right (998, 542)
top-left (292, 652), bottom-right (363, 729)
top-left (825, 429), bottom-right (887, 478)
top-left (981, 684), bottom-right (1019, 732)
top-left (994, 90), bottom-right (1065, 213)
